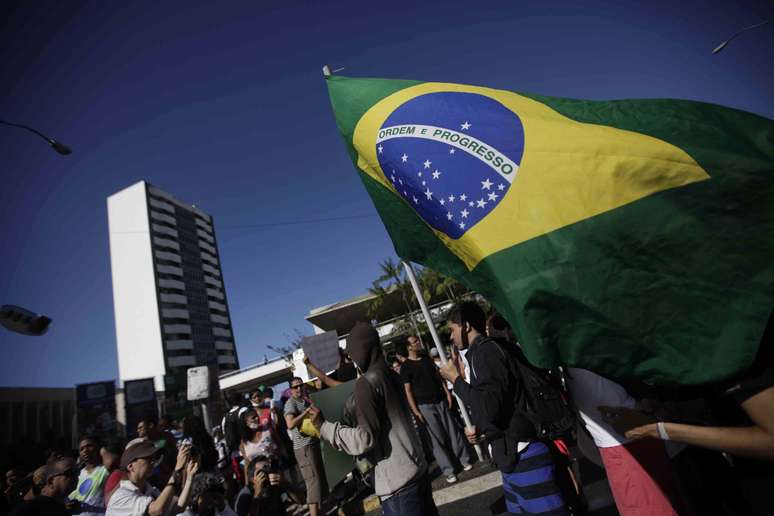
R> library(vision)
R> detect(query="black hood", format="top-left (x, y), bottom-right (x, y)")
top-left (346, 321), bottom-right (383, 372)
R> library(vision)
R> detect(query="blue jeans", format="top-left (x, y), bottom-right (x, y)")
top-left (381, 475), bottom-right (438, 516)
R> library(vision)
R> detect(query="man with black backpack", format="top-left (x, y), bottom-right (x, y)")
top-left (221, 392), bottom-right (248, 488)
top-left (439, 301), bottom-right (569, 516)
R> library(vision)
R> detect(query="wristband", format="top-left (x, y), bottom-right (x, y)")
top-left (656, 421), bottom-right (670, 441)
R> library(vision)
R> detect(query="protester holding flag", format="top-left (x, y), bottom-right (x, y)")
top-left (439, 301), bottom-right (569, 515)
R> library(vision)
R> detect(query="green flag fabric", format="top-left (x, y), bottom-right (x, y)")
top-left (326, 75), bottom-right (774, 385)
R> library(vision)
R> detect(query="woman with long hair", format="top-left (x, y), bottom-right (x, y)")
top-left (181, 415), bottom-right (219, 473)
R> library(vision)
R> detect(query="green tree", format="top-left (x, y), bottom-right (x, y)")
top-left (268, 328), bottom-right (307, 367)
top-left (418, 266), bottom-right (467, 304)
top-left (367, 258), bottom-right (425, 344)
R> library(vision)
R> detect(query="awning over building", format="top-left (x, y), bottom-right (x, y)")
top-left (218, 357), bottom-right (294, 394)
top-left (306, 286), bottom-right (450, 337)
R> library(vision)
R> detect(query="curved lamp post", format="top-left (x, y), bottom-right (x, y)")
top-left (0, 119), bottom-right (72, 155)
top-left (713, 17), bottom-right (773, 54)
top-left (0, 305), bottom-right (52, 336)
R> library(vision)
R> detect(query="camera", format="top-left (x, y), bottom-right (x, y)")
top-left (259, 458), bottom-right (279, 474)
top-left (178, 437), bottom-right (200, 460)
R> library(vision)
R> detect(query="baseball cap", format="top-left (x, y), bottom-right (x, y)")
top-left (45, 457), bottom-right (77, 482)
top-left (120, 441), bottom-right (161, 469)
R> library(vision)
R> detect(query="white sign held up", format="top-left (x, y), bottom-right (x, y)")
top-left (187, 366), bottom-right (210, 401)
top-left (301, 331), bottom-right (341, 374)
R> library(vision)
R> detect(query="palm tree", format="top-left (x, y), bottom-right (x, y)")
top-left (418, 266), bottom-right (468, 304)
top-left (368, 258), bottom-right (424, 345)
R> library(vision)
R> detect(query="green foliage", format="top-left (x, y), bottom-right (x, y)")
top-left (366, 258), bottom-right (471, 342)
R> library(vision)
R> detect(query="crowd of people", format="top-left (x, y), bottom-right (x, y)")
top-left (2, 300), bottom-right (773, 516)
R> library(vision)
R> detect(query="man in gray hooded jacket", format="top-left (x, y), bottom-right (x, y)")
top-left (309, 322), bottom-right (437, 516)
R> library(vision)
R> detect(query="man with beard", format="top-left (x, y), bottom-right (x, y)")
top-left (309, 322), bottom-right (437, 516)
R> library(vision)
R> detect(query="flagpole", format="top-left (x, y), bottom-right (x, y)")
top-left (401, 260), bottom-right (485, 461)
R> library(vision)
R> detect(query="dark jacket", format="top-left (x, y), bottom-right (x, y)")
top-left (453, 335), bottom-right (536, 473)
top-left (319, 322), bottom-right (426, 497)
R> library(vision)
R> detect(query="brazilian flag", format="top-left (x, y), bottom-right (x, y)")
top-left (326, 75), bottom-right (774, 386)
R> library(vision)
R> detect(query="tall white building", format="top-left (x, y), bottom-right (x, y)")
top-left (107, 181), bottom-right (239, 401)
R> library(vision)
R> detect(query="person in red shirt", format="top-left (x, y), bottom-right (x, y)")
top-left (102, 439), bottom-right (128, 505)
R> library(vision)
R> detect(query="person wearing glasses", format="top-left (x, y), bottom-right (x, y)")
top-left (10, 457), bottom-right (78, 516)
top-left (283, 377), bottom-right (326, 516)
top-left (106, 441), bottom-right (198, 516)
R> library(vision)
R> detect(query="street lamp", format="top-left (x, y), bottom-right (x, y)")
top-left (712, 17), bottom-right (773, 54)
top-left (0, 119), bottom-right (72, 155)
top-left (0, 305), bottom-right (52, 336)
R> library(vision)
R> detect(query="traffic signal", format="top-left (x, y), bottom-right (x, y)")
top-left (0, 304), bottom-right (52, 336)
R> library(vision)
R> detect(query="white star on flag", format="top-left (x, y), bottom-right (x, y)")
top-left (449, 148), bottom-right (456, 154)
top-left (476, 198), bottom-right (487, 208)
top-left (440, 199), bottom-right (445, 206)
top-left (398, 178), bottom-right (403, 185)
top-left (461, 121), bottom-right (471, 130)
top-left (447, 212), bottom-right (453, 220)
top-left (481, 179), bottom-right (493, 190)
top-left (401, 154), bottom-right (408, 163)
top-left (461, 209), bottom-right (469, 218)
top-left (422, 180), bottom-right (426, 186)
top-left (498, 183), bottom-right (506, 191)
top-left (418, 171), bottom-right (422, 177)
top-left (468, 201), bottom-right (474, 207)
top-left (459, 221), bottom-right (466, 229)
top-left (412, 196), bottom-right (419, 204)
top-left (488, 192), bottom-right (499, 201)
top-left (378, 145), bottom-right (383, 154)
top-left (424, 188), bottom-right (433, 200)
top-left (448, 195), bottom-right (456, 202)
top-left (423, 159), bottom-right (432, 169)
top-left (390, 174), bottom-right (396, 182)
top-left (432, 170), bottom-right (441, 179)
top-left (460, 194), bottom-right (467, 201)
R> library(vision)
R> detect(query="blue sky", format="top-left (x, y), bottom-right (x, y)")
top-left (1, 0), bottom-right (772, 387)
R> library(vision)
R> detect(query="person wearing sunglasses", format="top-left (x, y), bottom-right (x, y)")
top-left (106, 441), bottom-right (198, 516)
top-left (10, 457), bottom-right (78, 516)
top-left (284, 377), bottom-right (326, 516)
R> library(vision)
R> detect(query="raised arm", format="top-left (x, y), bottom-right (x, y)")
top-left (600, 385), bottom-right (774, 461)
top-left (304, 356), bottom-right (344, 387)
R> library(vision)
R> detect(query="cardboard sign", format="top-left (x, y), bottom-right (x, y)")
top-left (310, 380), bottom-right (356, 487)
top-left (187, 366), bottom-right (210, 401)
top-left (301, 331), bottom-right (340, 374)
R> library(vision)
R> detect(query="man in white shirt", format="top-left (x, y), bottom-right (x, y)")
top-left (106, 440), bottom-right (196, 516)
